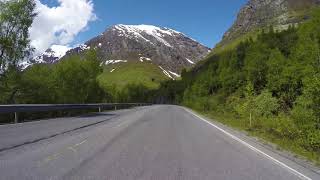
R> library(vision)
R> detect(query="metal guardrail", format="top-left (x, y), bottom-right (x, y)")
top-left (0, 103), bottom-right (150, 123)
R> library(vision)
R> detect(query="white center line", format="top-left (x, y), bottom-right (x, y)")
top-left (74, 140), bottom-right (87, 147)
top-left (184, 108), bottom-right (312, 180)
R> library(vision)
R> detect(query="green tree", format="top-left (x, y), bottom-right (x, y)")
top-left (0, 0), bottom-right (36, 71)
top-left (52, 50), bottom-right (104, 104)
top-left (18, 64), bottom-right (55, 104)
top-left (0, 0), bottom-right (36, 104)
top-left (292, 73), bottom-right (320, 128)
top-left (244, 44), bottom-right (269, 93)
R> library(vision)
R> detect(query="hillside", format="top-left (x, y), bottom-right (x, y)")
top-left (98, 61), bottom-right (170, 91)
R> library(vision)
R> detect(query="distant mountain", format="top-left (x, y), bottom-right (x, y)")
top-left (21, 45), bottom-right (70, 69)
top-left (219, 0), bottom-right (320, 47)
top-left (25, 24), bottom-right (210, 79)
top-left (76, 24), bottom-right (210, 76)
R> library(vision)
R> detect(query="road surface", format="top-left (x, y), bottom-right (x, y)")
top-left (0, 105), bottom-right (319, 180)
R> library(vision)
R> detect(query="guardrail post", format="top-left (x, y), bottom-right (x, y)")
top-left (114, 105), bottom-right (117, 110)
top-left (14, 112), bottom-right (19, 124)
top-left (99, 107), bottom-right (102, 112)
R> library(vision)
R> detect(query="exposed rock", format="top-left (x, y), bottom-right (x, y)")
top-left (220, 0), bottom-right (320, 46)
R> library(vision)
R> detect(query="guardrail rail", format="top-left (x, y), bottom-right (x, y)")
top-left (0, 103), bottom-right (150, 124)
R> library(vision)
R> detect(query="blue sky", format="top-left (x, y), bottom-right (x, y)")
top-left (37, 0), bottom-right (248, 49)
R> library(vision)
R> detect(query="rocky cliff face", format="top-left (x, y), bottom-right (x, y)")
top-left (221, 0), bottom-right (320, 46)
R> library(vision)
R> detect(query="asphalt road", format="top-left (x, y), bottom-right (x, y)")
top-left (0, 105), bottom-right (319, 180)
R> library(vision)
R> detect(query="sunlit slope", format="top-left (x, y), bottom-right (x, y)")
top-left (97, 61), bottom-right (169, 90)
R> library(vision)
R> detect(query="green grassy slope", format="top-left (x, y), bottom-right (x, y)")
top-left (97, 61), bottom-right (169, 90)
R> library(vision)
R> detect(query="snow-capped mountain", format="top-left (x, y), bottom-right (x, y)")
top-left (82, 24), bottom-right (210, 74)
top-left (21, 45), bottom-right (71, 69)
top-left (25, 24), bottom-right (210, 76)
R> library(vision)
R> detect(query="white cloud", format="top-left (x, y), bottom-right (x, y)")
top-left (30, 0), bottom-right (96, 54)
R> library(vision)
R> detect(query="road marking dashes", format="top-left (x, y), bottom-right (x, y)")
top-left (37, 140), bottom-right (87, 166)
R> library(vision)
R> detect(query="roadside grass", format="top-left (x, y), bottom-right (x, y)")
top-left (98, 61), bottom-right (169, 90)
top-left (194, 110), bottom-right (320, 166)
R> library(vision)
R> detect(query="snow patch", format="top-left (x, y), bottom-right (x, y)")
top-left (169, 71), bottom-right (181, 78)
top-left (110, 68), bottom-right (116, 73)
top-left (186, 58), bottom-right (195, 64)
top-left (139, 57), bottom-right (151, 62)
top-left (98, 43), bottom-right (102, 47)
top-left (19, 61), bottom-right (32, 70)
top-left (79, 44), bottom-right (90, 51)
top-left (159, 66), bottom-right (174, 80)
top-left (105, 60), bottom-right (128, 65)
top-left (114, 24), bottom-right (179, 48)
top-left (114, 25), bottom-right (153, 45)
top-left (50, 45), bottom-right (71, 59)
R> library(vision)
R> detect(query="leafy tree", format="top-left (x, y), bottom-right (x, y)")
top-left (235, 82), bottom-right (255, 127)
top-left (0, 66), bottom-right (21, 103)
top-left (244, 44), bottom-right (269, 93)
top-left (18, 64), bottom-right (55, 104)
top-left (0, 0), bottom-right (36, 71)
top-left (252, 90), bottom-right (279, 118)
top-left (0, 0), bottom-right (36, 104)
top-left (292, 73), bottom-right (320, 128)
top-left (52, 50), bottom-right (104, 104)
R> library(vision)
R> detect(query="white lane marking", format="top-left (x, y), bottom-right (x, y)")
top-left (115, 121), bottom-right (128, 128)
top-left (68, 146), bottom-right (77, 153)
top-left (38, 140), bottom-right (87, 166)
top-left (184, 108), bottom-right (312, 180)
top-left (74, 140), bottom-right (87, 147)
top-left (68, 140), bottom-right (87, 152)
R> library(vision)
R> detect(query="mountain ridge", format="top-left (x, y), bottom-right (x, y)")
top-left (25, 24), bottom-right (210, 78)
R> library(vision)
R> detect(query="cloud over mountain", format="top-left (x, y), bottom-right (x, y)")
top-left (29, 0), bottom-right (96, 54)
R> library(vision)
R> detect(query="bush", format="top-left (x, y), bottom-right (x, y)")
top-left (263, 115), bottom-right (300, 139)
top-left (303, 130), bottom-right (320, 152)
top-left (253, 90), bottom-right (280, 118)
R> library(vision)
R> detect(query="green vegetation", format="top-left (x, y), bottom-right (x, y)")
top-left (157, 9), bottom-right (320, 164)
top-left (97, 61), bottom-right (168, 103)
top-left (0, 0), bottom-right (36, 71)
top-left (98, 61), bottom-right (168, 90)
top-left (0, 0), bottom-right (36, 104)
top-left (18, 51), bottom-right (105, 104)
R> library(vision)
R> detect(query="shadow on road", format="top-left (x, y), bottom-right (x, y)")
top-left (78, 113), bottom-right (116, 118)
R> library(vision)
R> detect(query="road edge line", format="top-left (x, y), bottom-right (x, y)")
top-left (184, 108), bottom-right (312, 180)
